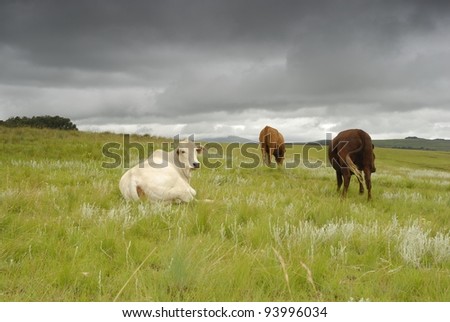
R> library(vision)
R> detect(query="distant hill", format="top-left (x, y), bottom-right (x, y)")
top-left (201, 135), bottom-right (256, 143)
top-left (297, 137), bottom-right (450, 152)
top-left (373, 138), bottom-right (450, 151)
top-left (193, 135), bottom-right (450, 151)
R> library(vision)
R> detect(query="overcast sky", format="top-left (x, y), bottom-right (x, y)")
top-left (1, 0), bottom-right (450, 141)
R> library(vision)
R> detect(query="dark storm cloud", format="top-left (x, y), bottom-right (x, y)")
top-left (286, 1), bottom-right (450, 99)
top-left (149, 0), bottom-right (450, 116)
top-left (0, 0), bottom-right (299, 66)
top-left (0, 0), bottom-right (450, 139)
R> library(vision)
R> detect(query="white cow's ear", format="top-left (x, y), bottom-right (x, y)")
top-left (196, 145), bottom-right (204, 154)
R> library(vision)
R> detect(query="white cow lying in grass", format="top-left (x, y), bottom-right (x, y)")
top-left (119, 140), bottom-right (203, 202)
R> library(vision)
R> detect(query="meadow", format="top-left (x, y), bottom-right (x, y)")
top-left (0, 127), bottom-right (449, 301)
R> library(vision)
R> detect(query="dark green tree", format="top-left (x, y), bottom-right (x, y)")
top-left (0, 115), bottom-right (78, 130)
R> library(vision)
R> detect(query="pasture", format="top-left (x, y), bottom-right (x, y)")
top-left (0, 127), bottom-right (449, 301)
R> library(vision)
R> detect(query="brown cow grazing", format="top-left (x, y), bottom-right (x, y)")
top-left (328, 129), bottom-right (376, 200)
top-left (259, 125), bottom-right (286, 166)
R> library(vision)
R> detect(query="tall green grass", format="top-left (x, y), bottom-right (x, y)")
top-left (0, 127), bottom-right (449, 301)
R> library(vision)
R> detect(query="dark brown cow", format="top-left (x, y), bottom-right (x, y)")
top-left (259, 125), bottom-right (286, 166)
top-left (328, 129), bottom-right (376, 200)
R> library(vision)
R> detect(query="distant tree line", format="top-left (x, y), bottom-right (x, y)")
top-left (0, 115), bottom-right (78, 130)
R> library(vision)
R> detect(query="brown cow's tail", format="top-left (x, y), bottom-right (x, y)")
top-left (345, 154), bottom-right (364, 183)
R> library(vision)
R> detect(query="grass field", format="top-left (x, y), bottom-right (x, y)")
top-left (1, 127), bottom-right (449, 301)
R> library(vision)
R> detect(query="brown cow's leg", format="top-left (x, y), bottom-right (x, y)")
top-left (261, 147), bottom-right (267, 165)
top-left (261, 144), bottom-right (271, 166)
top-left (341, 168), bottom-right (351, 198)
top-left (364, 169), bottom-right (372, 200)
top-left (336, 170), bottom-right (343, 192)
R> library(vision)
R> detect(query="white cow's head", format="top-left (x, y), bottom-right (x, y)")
top-left (175, 139), bottom-right (204, 170)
